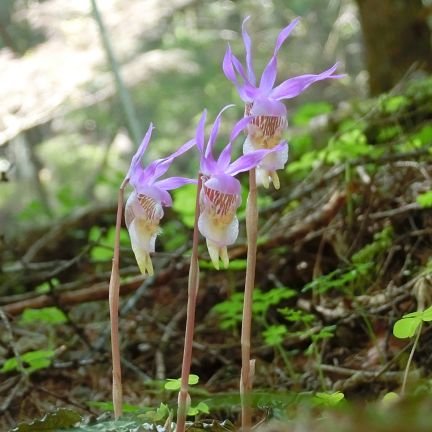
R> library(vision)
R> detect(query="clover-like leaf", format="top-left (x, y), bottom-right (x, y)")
top-left (393, 315), bottom-right (422, 339)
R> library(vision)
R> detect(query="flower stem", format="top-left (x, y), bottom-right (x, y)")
top-left (176, 176), bottom-right (202, 432)
top-left (240, 168), bottom-right (258, 431)
top-left (109, 178), bottom-right (128, 419)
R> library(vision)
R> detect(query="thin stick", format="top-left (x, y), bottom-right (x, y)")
top-left (401, 321), bottom-right (422, 396)
top-left (240, 168), bottom-right (258, 431)
top-left (176, 176), bottom-right (202, 432)
top-left (90, 0), bottom-right (141, 145)
top-left (109, 178), bottom-right (128, 419)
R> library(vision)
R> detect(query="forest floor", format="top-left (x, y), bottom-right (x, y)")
top-left (1, 76), bottom-right (432, 431)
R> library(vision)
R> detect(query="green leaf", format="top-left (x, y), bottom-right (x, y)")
top-left (164, 374), bottom-right (199, 390)
top-left (11, 408), bottom-right (81, 431)
top-left (313, 391), bottom-right (345, 407)
top-left (164, 379), bottom-right (181, 391)
top-left (382, 392), bottom-right (400, 405)
top-left (393, 316), bottom-right (422, 338)
top-left (421, 306), bottom-right (432, 321)
top-left (187, 401), bottom-right (210, 416)
top-left (262, 325), bottom-right (287, 346)
top-left (292, 102), bottom-right (332, 126)
top-left (20, 307), bottom-right (67, 325)
top-left (417, 191), bottom-right (432, 208)
top-left (172, 184), bottom-right (197, 228)
top-left (1, 349), bottom-right (55, 374)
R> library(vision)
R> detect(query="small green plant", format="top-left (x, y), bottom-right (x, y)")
top-left (1, 349), bottom-right (56, 374)
top-left (313, 391), bottom-right (345, 407)
top-left (164, 374), bottom-right (209, 416)
top-left (392, 305), bottom-right (432, 394)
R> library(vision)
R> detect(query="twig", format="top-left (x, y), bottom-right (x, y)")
top-left (90, 0), bottom-right (141, 145)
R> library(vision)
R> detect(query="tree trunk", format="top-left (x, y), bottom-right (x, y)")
top-left (355, 0), bottom-right (432, 95)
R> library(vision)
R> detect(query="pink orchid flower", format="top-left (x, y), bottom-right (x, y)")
top-left (125, 124), bottom-right (195, 275)
top-left (195, 107), bottom-right (286, 269)
top-left (223, 17), bottom-right (343, 189)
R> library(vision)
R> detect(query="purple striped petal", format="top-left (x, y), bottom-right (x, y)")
top-left (241, 16), bottom-right (256, 85)
top-left (270, 63), bottom-right (342, 100)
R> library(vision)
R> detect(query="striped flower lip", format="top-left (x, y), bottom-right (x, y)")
top-left (125, 124), bottom-right (195, 275)
top-left (194, 107), bottom-right (284, 269)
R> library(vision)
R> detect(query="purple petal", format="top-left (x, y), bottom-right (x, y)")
top-left (217, 142), bottom-right (232, 170)
top-left (126, 123), bottom-right (154, 180)
top-left (229, 115), bottom-right (254, 142)
top-left (195, 110), bottom-right (207, 154)
top-left (270, 63), bottom-right (342, 100)
top-left (134, 183), bottom-right (172, 207)
top-left (241, 16), bottom-right (256, 85)
top-left (204, 173), bottom-right (241, 195)
top-left (227, 142), bottom-right (286, 176)
top-left (201, 155), bottom-right (218, 175)
top-left (144, 138), bottom-right (196, 181)
top-left (259, 56), bottom-right (278, 95)
top-left (273, 18), bottom-right (300, 54)
top-left (230, 52), bottom-right (250, 84)
top-left (222, 46), bottom-right (239, 85)
top-left (154, 176), bottom-right (197, 191)
top-left (206, 105), bottom-right (234, 159)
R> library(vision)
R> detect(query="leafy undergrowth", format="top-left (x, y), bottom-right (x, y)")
top-left (1, 76), bottom-right (432, 430)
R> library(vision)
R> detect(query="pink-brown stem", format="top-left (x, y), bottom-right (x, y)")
top-left (240, 168), bottom-right (258, 431)
top-left (176, 175), bottom-right (202, 432)
top-left (109, 178), bottom-right (128, 419)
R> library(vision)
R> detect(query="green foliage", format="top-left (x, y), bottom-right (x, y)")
top-left (291, 102), bottom-right (333, 126)
top-left (213, 287), bottom-right (296, 330)
top-left (172, 184), bottom-right (197, 228)
top-left (262, 325), bottom-right (288, 346)
top-left (35, 278), bottom-right (59, 294)
top-left (302, 263), bottom-right (372, 295)
top-left (1, 349), bottom-right (55, 374)
top-left (89, 226), bottom-right (129, 261)
top-left (393, 306), bottom-right (432, 339)
top-left (164, 373), bottom-right (200, 390)
top-left (352, 225), bottom-right (394, 264)
top-left (20, 307), bottom-right (67, 325)
top-left (199, 259), bottom-right (247, 270)
top-left (380, 95), bottom-right (409, 114)
top-left (416, 191), bottom-right (432, 208)
top-left (313, 391), bottom-right (345, 407)
top-left (278, 308), bottom-right (315, 325)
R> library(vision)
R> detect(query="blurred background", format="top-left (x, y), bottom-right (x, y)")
top-left (0, 0), bottom-right (431, 242)
top-left (0, 2), bottom-right (403, 224)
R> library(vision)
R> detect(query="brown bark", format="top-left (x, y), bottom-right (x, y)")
top-left (355, 0), bottom-right (432, 95)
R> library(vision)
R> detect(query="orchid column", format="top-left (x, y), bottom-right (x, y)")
top-left (223, 17), bottom-right (342, 429)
